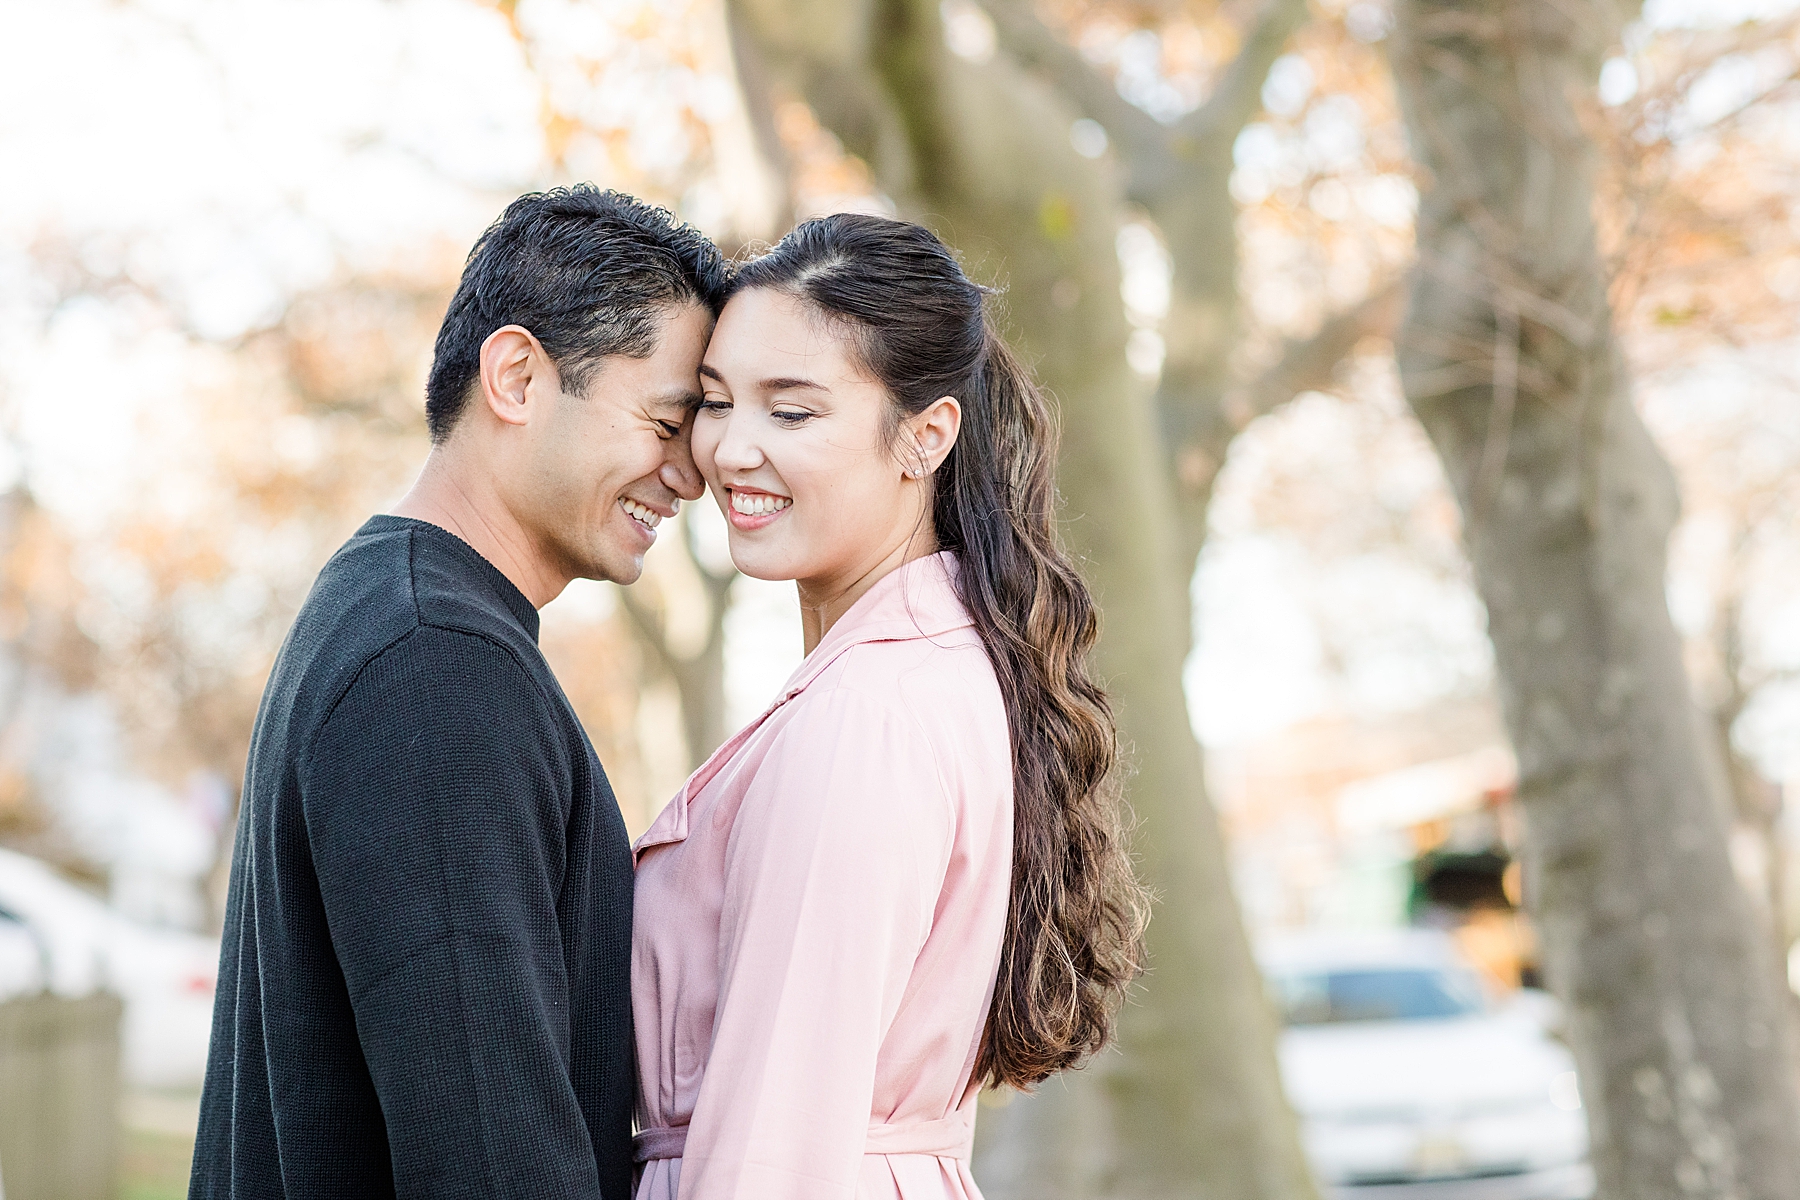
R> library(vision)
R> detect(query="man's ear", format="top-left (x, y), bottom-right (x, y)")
top-left (904, 395), bottom-right (963, 477)
top-left (479, 326), bottom-right (555, 428)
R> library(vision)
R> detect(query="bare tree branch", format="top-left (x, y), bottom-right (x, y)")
top-left (1169, 275), bottom-right (1406, 532)
top-left (722, 0), bottom-right (796, 247)
top-left (1179, 0), bottom-right (1310, 147)
top-left (683, 514), bottom-right (740, 598)
top-left (1227, 274), bottom-right (1408, 424)
top-left (978, 0), bottom-right (1165, 159)
top-left (616, 513), bottom-right (738, 765)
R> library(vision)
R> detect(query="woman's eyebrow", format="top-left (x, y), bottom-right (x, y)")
top-left (698, 364), bottom-right (829, 394)
top-left (761, 376), bottom-right (828, 393)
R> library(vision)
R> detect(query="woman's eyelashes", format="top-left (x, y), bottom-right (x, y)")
top-left (695, 394), bottom-right (813, 426)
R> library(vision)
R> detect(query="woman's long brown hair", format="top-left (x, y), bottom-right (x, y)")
top-left (733, 213), bottom-right (1149, 1088)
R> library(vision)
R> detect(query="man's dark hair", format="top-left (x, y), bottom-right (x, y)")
top-left (424, 185), bottom-right (729, 442)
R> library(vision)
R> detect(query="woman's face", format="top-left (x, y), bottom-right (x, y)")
top-left (693, 288), bottom-right (935, 593)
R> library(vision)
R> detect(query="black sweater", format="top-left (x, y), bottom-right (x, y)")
top-left (191, 515), bottom-right (635, 1200)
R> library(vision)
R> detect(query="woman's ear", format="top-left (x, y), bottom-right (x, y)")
top-left (904, 395), bottom-right (962, 477)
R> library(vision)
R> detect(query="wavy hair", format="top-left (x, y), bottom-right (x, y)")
top-left (732, 213), bottom-right (1149, 1087)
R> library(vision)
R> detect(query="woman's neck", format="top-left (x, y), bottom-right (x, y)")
top-left (796, 528), bottom-right (939, 655)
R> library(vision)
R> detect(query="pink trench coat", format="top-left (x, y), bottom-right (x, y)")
top-left (630, 552), bottom-right (1013, 1200)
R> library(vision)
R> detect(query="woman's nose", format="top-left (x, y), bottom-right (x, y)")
top-left (710, 411), bottom-right (764, 473)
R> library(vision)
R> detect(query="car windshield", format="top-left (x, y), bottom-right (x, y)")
top-left (1272, 967), bottom-right (1486, 1025)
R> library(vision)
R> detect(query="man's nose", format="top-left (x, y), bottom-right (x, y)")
top-left (660, 422), bottom-right (706, 502)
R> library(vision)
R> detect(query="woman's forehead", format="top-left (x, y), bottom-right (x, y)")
top-left (707, 289), bottom-right (873, 388)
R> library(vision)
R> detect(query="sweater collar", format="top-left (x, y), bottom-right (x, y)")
top-left (634, 551), bottom-right (972, 861)
top-left (359, 514), bottom-right (541, 642)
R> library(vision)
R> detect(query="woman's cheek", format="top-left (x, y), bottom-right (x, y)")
top-left (690, 422), bottom-right (723, 484)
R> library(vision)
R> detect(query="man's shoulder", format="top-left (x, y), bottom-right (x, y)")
top-left (305, 520), bottom-right (417, 619)
top-left (275, 519), bottom-right (545, 726)
top-left (272, 522), bottom-right (424, 709)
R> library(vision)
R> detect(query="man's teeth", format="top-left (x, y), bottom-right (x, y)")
top-left (731, 491), bottom-right (793, 517)
top-left (620, 499), bottom-right (662, 529)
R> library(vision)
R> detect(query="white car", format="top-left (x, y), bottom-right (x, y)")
top-left (0, 846), bottom-right (219, 1087)
top-left (1260, 929), bottom-right (1592, 1200)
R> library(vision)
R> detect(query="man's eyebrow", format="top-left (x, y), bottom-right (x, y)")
top-left (649, 387), bottom-right (704, 412)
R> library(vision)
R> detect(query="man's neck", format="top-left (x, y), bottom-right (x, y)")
top-left (389, 448), bottom-right (567, 610)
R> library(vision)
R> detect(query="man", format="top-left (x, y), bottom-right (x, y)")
top-left (190, 186), bottom-right (726, 1199)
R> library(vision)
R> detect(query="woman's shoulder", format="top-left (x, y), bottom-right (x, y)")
top-left (830, 624), bottom-right (997, 695)
top-left (757, 636), bottom-right (1010, 825)
top-left (793, 631), bottom-right (1008, 754)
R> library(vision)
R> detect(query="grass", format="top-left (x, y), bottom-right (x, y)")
top-left (119, 1127), bottom-right (193, 1200)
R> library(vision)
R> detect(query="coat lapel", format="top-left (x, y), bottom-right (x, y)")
top-left (631, 552), bottom-right (974, 863)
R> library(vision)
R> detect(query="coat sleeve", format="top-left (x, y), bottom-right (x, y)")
top-left (298, 627), bottom-right (607, 1200)
top-left (676, 684), bottom-right (957, 1200)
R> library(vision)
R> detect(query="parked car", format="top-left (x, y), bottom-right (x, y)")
top-left (0, 846), bottom-right (218, 1087)
top-left (1260, 928), bottom-right (1592, 1200)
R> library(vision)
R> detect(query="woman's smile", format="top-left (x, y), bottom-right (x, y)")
top-left (725, 486), bottom-right (793, 530)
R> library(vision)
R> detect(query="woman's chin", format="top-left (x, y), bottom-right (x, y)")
top-left (726, 548), bottom-right (801, 583)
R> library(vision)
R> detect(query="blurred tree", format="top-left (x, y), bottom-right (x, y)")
top-left (1596, 15), bottom-right (1800, 968)
top-left (0, 254), bottom-right (446, 917)
top-left (618, 509), bottom-right (738, 766)
top-left (1388, 0), bottom-right (1800, 1195)
top-left (1699, 498), bottom-right (1795, 961)
top-left (717, 0), bottom-right (1419, 1194)
top-left (1658, 391), bottom-right (1800, 982)
top-left (0, 483), bottom-right (103, 874)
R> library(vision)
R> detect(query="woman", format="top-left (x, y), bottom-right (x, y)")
top-left (630, 213), bottom-right (1147, 1200)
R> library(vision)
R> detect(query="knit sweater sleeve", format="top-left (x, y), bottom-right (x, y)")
top-left (298, 625), bottom-right (603, 1200)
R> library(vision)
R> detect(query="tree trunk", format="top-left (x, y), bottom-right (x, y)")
top-left (620, 512), bottom-right (737, 767)
top-left (729, 2), bottom-right (1318, 1196)
top-left (1389, 1), bottom-right (1800, 1195)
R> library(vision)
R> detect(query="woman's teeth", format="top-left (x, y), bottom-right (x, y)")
top-left (732, 491), bottom-right (792, 517)
top-left (621, 499), bottom-right (662, 529)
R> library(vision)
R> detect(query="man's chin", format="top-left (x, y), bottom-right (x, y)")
top-left (565, 544), bottom-right (646, 589)
top-left (591, 556), bottom-right (645, 587)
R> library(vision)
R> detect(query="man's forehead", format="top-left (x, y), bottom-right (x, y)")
top-left (653, 299), bottom-right (716, 349)
top-left (586, 323), bottom-right (706, 399)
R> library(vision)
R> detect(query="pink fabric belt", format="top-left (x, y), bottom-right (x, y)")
top-left (633, 1114), bottom-right (975, 1163)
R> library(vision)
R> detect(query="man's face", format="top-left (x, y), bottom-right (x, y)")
top-left (517, 302), bottom-right (712, 586)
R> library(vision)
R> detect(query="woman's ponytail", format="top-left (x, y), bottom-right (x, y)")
top-left (952, 324), bottom-right (1147, 1086)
